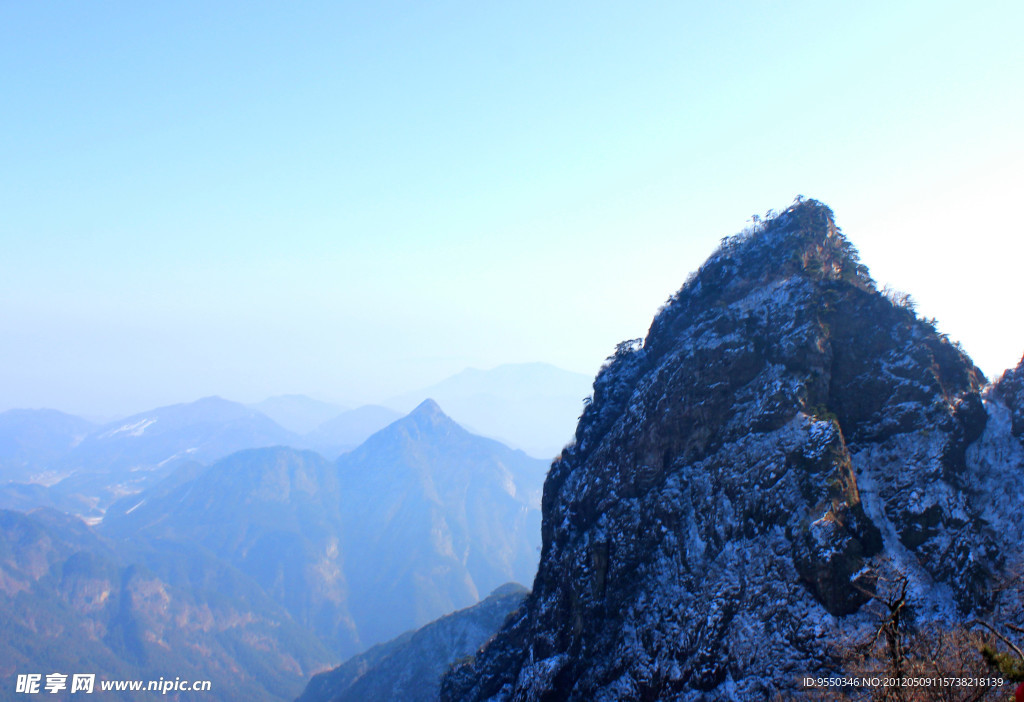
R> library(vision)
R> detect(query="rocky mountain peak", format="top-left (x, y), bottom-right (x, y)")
top-left (443, 201), bottom-right (1018, 700)
top-left (695, 199), bottom-right (869, 289)
top-left (641, 199), bottom-right (871, 363)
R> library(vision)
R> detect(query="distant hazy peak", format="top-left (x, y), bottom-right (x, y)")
top-left (391, 398), bottom-right (462, 436)
top-left (410, 397), bottom-right (444, 418)
top-left (344, 399), bottom-right (466, 455)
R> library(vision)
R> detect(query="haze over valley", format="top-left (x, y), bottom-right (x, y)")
top-left (0, 372), bottom-right (556, 699)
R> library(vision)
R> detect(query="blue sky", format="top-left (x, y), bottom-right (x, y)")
top-left (1, 1), bottom-right (1021, 417)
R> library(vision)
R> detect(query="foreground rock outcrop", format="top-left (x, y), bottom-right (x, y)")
top-left (442, 200), bottom-right (1024, 700)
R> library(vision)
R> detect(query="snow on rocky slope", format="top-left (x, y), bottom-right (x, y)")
top-left (441, 200), bottom-right (1024, 700)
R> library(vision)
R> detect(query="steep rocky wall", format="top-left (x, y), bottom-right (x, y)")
top-left (442, 201), bottom-right (1019, 701)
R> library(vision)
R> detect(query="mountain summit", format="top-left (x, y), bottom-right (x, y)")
top-left (406, 397), bottom-right (449, 424)
top-left (443, 200), bottom-right (1022, 700)
top-left (338, 399), bottom-right (546, 646)
top-left (386, 364), bottom-right (594, 458)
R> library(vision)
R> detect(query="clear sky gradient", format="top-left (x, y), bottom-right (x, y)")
top-left (2, 1), bottom-right (1022, 418)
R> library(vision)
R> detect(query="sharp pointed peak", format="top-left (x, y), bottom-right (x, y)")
top-left (644, 199), bottom-right (875, 351)
top-left (409, 398), bottom-right (446, 419)
top-left (704, 198), bottom-right (872, 287)
top-left (394, 398), bottom-right (471, 437)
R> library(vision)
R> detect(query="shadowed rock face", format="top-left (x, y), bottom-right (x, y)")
top-left (442, 201), bottom-right (1023, 701)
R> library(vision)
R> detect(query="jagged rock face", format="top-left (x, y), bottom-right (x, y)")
top-left (443, 201), bottom-right (1021, 700)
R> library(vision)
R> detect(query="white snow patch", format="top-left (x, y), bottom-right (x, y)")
top-left (101, 418), bottom-right (157, 438)
top-left (156, 448), bottom-right (196, 468)
top-left (124, 499), bottom-right (147, 515)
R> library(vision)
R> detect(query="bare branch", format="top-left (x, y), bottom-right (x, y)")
top-left (970, 619), bottom-right (1024, 662)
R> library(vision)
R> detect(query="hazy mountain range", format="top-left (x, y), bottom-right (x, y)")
top-left (0, 400), bottom-right (546, 700)
top-left (0, 363), bottom-right (585, 522)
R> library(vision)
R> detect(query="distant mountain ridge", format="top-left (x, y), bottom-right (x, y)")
top-left (0, 361), bottom-right (585, 490)
top-left (0, 397), bottom-right (299, 518)
top-left (0, 363), bottom-right (582, 516)
top-left (97, 400), bottom-right (545, 660)
top-left (65, 395), bottom-right (296, 471)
